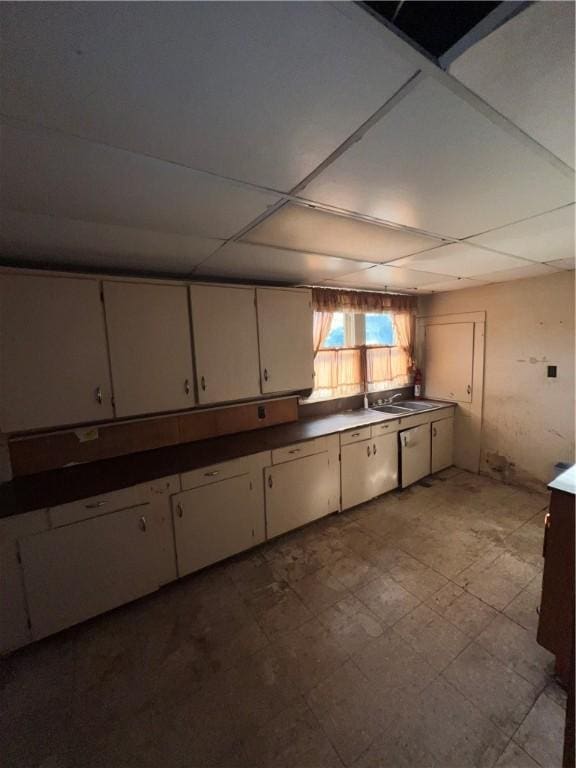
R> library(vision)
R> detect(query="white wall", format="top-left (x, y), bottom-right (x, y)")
top-left (420, 271), bottom-right (575, 489)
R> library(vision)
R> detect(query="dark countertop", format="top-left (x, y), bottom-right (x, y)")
top-left (0, 402), bottom-right (454, 519)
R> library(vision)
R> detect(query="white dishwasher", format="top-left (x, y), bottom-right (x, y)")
top-left (400, 423), bottom-right (431, 488)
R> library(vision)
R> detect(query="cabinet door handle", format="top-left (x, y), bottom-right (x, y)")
top-left (543, 512), bottom-right (551, 557)
top-left (401, 434), bottom-right (407, 448)
top-left (351, 432), bottom-right (360, 437)
top-left (86, 500), bottom-right (107, 509)
top-left (263, 368), bottom-right (269, 382)
top-left (176, 503), bottom-right (183, 518)
top-left (139, 516), bottom-right (147, 532)
top-left (288, 448), bottom-right (301, 454)
top-left (185, 379), bottom-right (191, 395)
top-left (367, 445), bottom-right (371, 457)
top-left (268, 474), bottom-right (273, 488)
top-left (432, 427), bottom-right (437, 437)
top-left (466, 384), bottom-right (471, 395)
top-left (95, 386), bottom-right (103, 405)
top-left (373, 443), bottom-right (377, 455)
top-left (204, 470), bottom-right (219, 477)
top-left (200, 376), bottom-right (206, 391)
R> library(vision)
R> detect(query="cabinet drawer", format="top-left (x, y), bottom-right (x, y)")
top-left (371, 420), bottom-right (400, 437)
top-left (48, 485), bottom-right (146, 528)
top-left (181, 457), bottom-right (252, 490)
top-left (340, 426), bottom-right (372, 446)
top-left (272, 437), bottom-right (328, 464)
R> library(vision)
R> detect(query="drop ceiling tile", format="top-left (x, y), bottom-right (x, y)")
top-left (423, 278), bottom-right (489, 292)
top-left (546, 257), bottom-right (575, 271)
top-left (0, 3), bottom-right (417, 190)
top-left (0, 123), bottom-right (280, 239)
top-left (389, 242), bottom-right (531, 277)
top-left (449, 2), bottom-right (575, 167)
top-left (243, 203), bottom-right (443, 263)
top-left (302, 76), bottom-right (574, 239)
top-left (0, 210), bottom-right (222, 274)
top-left (467, 205), bottom-right (575, 263)
top-left (326, 264), bottom-right (450, 290)
top-left (473, 263), bottom-right (560, 284)
top-left (196, 242), bottom-right (373, 284)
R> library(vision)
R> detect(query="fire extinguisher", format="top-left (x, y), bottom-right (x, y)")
top-left (414, 367), bottom-right (423, 399)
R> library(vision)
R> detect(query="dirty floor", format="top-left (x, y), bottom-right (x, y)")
top-left (1, 469), bottom-right (567, 768)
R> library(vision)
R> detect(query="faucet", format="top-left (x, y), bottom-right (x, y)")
top-left (383, 393), bottom-right (403, 405)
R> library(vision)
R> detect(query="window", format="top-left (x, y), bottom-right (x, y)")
top-left (310, 310), bottom-right (412, 401)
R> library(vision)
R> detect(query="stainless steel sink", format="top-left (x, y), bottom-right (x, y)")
top-left (370, 400), bottom-right (438, 415)
top-left (370, 404), bottom-right (412, 414)
top-left (396, 400), bottom-right (438, 412)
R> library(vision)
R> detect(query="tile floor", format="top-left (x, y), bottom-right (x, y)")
top-left (0, 469), bottom-right (568, 768)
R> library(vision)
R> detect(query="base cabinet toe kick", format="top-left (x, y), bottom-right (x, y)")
top-left (1, 409), bottom-right (453, 652)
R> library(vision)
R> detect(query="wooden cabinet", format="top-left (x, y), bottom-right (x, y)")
top-left (20, 503), bottom-right (159, 640)
top-left (256, 287), bottom-right (314, 394)
top-left (190, 284), bottom-right (260, 404)
top-left (400, 423), bottom-right (431, 488)
top-left (424, 322), bottom-right (474, 403)
top-left (265, 448), bottom-right (337, 538)
top-left (103, 281), bottom-right (195, 417)
top-left (0, 274), bottom-right (113, 432)
top-left (431, 416), bottom-right (454, 473)
top-left (341, 433), bottom-right (398, 510)
top-left (172, 472), bottom-right (265, 577)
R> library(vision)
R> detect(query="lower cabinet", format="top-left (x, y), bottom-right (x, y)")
top-left (400, 423), bottom-right (431, 488)
top-left (172, 473), bottom-right (265, 577)
top-left (431, 416), bottom-right (454, 473)
top-left (266, 450), bottom-right (336, 538)
top-left (19, 504), bottom-right (160, 641)
top-left (341, 433), bottom-right (398, 510)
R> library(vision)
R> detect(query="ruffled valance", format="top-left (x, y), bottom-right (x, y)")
top-left (311, 287), bottom-right (416, 313)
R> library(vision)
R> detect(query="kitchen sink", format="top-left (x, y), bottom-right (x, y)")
top-left (396, 400), bottom-right (438, 412)
top-left (370, 400), bottom-right (439, 415)
top-left (370, 404), bottom-right (412, 414)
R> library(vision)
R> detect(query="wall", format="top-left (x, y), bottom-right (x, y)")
top-left (420, 271), bottom-right (575, 489)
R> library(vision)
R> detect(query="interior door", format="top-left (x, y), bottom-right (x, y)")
top-left (431, 417), bottom-right (454, 473)
top-left (0, 274), bottom-right (113, 431)
top-left (256, 288), bottom-right (314, 394)
top-left (172, 473), bottom-right (262, 577)
top-left (103, 281), bottom-right (195, 417)
top-left (266, 452), bottom-right (332, 538)
top-left (400, 424), bottom-right (431, 488)
top-left (190, 284), bottom-right (260, 404)
top-left (341, 439), bottom-right (371, 510)
top-left (370, 432), bottom-right (399, 497)
top-left (19, 504), bottom-right (158, 640)
top-left (424, 322), bottom-right (474, 402)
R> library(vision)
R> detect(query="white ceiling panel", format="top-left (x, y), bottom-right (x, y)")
top-left (546, 257), bottom-right (575, 271)
top-left (302, 76), bottom-right (574, 239)
top-left (0, 210), bottom-right (222, 273)
top-left (243, 203), bottom-right (443, 263)
top-left (325, 264), bottom-right (451, 290)
top-left (449, 2), bottom-right (575, 168)
top-left (0, 123), bottom-right (281, 239)
top-left (389, 242), bottom-right (533, 278)
top-left (0, 3), bottom-right (417, 190)
top-left (467, 205), bottom-right (575, 264)
top-left (196, 242), bottom-right (374, 284)
top-left (423, 278), bottom-right (488, 293)
top-left (473, 263), bottom-right (560, 284)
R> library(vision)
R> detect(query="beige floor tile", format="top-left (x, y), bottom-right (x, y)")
top-left (391, 563), bottom-right (449, 601)
top-left (291, 565), bottom-right (351, 611)
top-left (428, 584), bottom-right (499, 638)
top-left (328, 552), bottom-right (382, 590)
top-left (393, 604), bottom-right (470, 671)
top-left (476, 614), bottom-right (554, 688)
top-left (256, 590), bottom-right (314, 638)
top-left (503, 576), bottom-right (542, 633)
top-left (243, 699), bottom-right (344, 768)
top-left (352, 723), bottom-right (441, 768)
top-left (355, 574), bottom-right (421, 626)
top-left (494, 741), bottom-right (541, 768)
top-left (514, 692), bottom-right (565, 768)
top-left (443, 643), bottom-right (539, 735)
top-left (544, 679), bottom-right (568, 709)
top-left (318, 595), bottom-right (385, 655)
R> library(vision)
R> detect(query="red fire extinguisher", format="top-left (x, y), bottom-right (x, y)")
top-left (414, 367), bottom-right (423, 399)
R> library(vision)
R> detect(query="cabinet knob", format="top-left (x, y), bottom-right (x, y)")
top-left (466, 384), bottom-right (471, 395)
top-left (176, 503), bottom-right (184, 518)
top-left (373, 443), bottom-right (377, 455)
top-left (139, 516), bottom-right (147, 532)
top-left (268, 474), bottom-right (273, 488)
top-left (367, 445), bottom-right (371, 457)
top-left (185, 379), bottom-right (191, 395)
top-left (203, 470), bottom-right (219, 477)
top-left (263, 368), bottom-right (269, 382)
top-left (432, 427), bottom-right (437, 437)
top-left (200, 376), bottom-right (206, 391)
top-left (95, 386), bottom-right (103, 405)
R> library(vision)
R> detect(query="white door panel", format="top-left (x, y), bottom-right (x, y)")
top-left (431, 417), bottom-right (454, 473)
top-left (400, 424), bottom-right (431, 488)
top-left (424, 322), bottom-right (474, 402)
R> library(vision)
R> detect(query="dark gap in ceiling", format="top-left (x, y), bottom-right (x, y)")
top-left (365, 1), bottom-right (503, 58)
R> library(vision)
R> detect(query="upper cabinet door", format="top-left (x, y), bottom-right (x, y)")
top-left (190, 285), bottom-right (260, 404)
top-left (424, 322), bottom-right (474, 403)
top-left (103, 281), bottom-right (195, 418)
top-left (0, 275), bottom-right (113, 432)
top-left (256, 288), bottom-right (314, 394)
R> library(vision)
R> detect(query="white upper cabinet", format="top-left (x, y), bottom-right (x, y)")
top-left (256, 288), bottom-right (314, 394)
top-left (103, 281), bottom-right (195, 418)
top-left (190, 284), bottom-right (260, 404)
top-left (424, 322), bottom-right (474, 403)
top-left (0, 274), bottom-right (113, 432)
